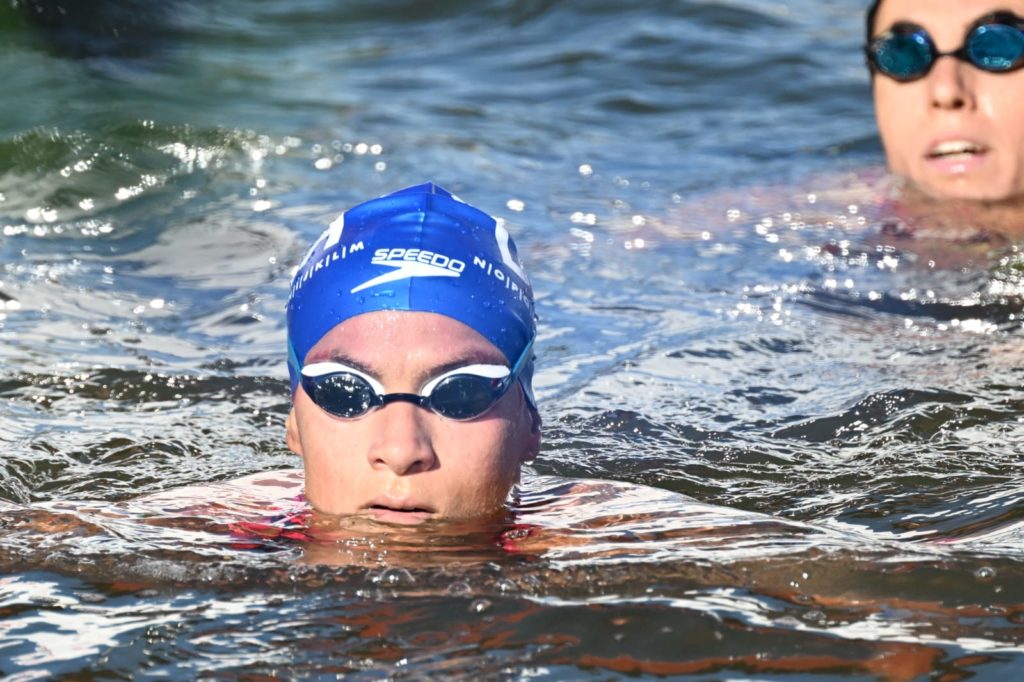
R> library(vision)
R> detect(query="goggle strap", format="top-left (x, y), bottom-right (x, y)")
top-left (288, 337), bottom-right (303, 387)
top-left (380, 393), bottom-right (426, 407)
top-left (510, 336), bottom-right (535, 381)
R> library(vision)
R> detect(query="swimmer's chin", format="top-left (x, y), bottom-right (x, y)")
top-left (895, 174), bottom-right (1023, 207)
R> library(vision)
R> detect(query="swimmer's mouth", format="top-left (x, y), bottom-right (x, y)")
top-left (927, 140), bottom-right (986, 160)
top-left (363, 498), bottom-right (435, 522)
top-left (368, 504), bottom-right (432, 513)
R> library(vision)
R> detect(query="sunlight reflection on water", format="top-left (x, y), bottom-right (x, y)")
top-left (2, 0), bottom-right (1024, 678)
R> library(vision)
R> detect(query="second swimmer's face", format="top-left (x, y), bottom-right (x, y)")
top-left (286, 311), bottom-right (540, 524)
top-left (871, 0), bottom-right (1024, 203)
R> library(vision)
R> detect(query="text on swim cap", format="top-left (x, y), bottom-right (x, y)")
top-left (350, 248), bottom-right (466, 293)
top-left (372, 248), bottom-right (466, 271)
top-left (473, 256), bottom-right (529, 304)
top-left (289, 239), bottom-right (365, 300)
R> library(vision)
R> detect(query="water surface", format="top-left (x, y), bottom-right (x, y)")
top-left (2, 0), bottom-right (1023, 678)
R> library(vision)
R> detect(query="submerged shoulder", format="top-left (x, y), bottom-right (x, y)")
top-left (507, 474), bottom-right (833, 559)
top-left (138, 469), bottom-right (305, 514)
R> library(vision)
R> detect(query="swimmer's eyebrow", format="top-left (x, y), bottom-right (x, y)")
top-left (316, 353), bottom-right (378, 377)
top-left (429, 351), bottom-right (509, 376)
top-left (315, 350), bottom-right (508, 382)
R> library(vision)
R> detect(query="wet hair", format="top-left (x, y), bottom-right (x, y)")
top-left (866, 0), bottom-right (882, 42)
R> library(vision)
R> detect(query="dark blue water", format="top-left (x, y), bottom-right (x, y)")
top-left (3, 0), bottom-right (1024, 678)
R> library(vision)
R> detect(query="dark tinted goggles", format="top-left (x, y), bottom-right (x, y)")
top-left (866, 12), bottom-right (1024, 82)
top-left (301, 338), bottom-right (533, 421)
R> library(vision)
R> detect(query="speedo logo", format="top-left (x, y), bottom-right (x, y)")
top-left (351, 247), bottom-right (466, 293)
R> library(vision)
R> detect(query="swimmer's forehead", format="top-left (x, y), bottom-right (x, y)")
top-left (872, 0), bottom-right (1019, 34)
top-left (303, 310), bottom-right (509, 376)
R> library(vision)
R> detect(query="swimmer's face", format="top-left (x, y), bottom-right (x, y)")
top-left (871, 0), bottom-right (1024, 203)
top-left (286, 311), bottom-right (540, 524)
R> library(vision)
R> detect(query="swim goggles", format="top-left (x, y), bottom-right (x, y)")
top-left (866, 12), bottom-right (1024, 82)
top-left (300, 337), bottom-right (534, 421)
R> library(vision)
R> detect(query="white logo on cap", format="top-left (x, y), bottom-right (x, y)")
top-left (494, 221), bottom-right (529, 284)
top-left (298, 213), bottom-right (346, 272)
top-left (351, 247), bottom-right (466, 293)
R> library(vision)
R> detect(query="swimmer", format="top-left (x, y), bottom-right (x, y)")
top-left (283, 182), bottom-right (540, 524)
top-left (866, 0), bottom-right (1024, 205)
top-left (652, 2), bottom-right (1024, 251)
top-left (19, 184), bottom-right (544, 553)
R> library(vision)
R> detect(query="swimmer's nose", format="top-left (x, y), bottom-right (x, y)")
top-left (927, 55), bottom-right (975, 112)
top-left (367, 401), bottom-right (437, 475)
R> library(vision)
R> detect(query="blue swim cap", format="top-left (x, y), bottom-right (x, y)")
top-left (287, 183), bottom-right (536, 406)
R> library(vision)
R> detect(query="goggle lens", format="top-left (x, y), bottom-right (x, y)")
top-left (873, 30), bottom-right (933, 81)
top-left (304, 372), bottom-right (378, 419)
top-left (427, 375), bottom-right (505, 421)
top-left (967, 23), bottom-right (1024, 71)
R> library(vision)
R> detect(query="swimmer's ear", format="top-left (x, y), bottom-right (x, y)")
top-left (521, 402), bottom-right (541, 464)
top-left (286, 408), bottom-right (303, 457)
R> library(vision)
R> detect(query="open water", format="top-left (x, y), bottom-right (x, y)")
top-left (2, 0), bottom-right (1024, 679)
